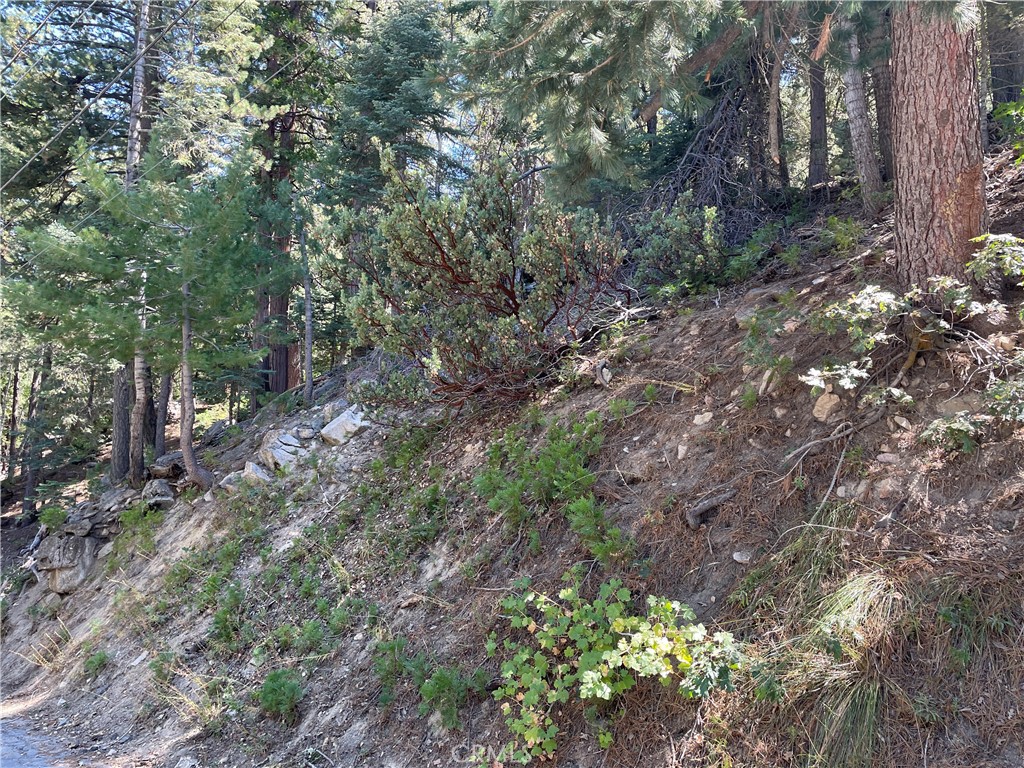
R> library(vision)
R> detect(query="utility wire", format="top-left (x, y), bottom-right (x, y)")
top-left (11, 33), bottom-right (323, 270)
top-left (3, 0), bottom-right (102, 96)
top-left (3, 0), bottom-right (251, 228)
top-left (0, 2), bottom-right (59, 76)
top-left (1, 0), bottom-right (204, 194)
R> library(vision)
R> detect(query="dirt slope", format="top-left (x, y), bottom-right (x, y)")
top-left (2, 191), bottom-right (1023, 768)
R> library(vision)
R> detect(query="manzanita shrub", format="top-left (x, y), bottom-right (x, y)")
top-left (489, 576), bottom-right (742, 763)
top-left (345, 151), bottom-right (623, 406)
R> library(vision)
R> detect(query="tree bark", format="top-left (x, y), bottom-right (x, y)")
top-left (21, 347), bottom-right (52, 521)
top-left (154, 371), bottom-right (172, 459)
top-left (892, 0), bottom-right (986, 291)
top-left (301, 225), bottom-right (314, 405)
top-left (842, 29), bottom-right (886, 217)
top-left (865, 15), bottom-right (896, 182)
top-left (180, 282), bottom-right (214, 490)
top-left (128, 346), bottom-right (148, 487)
top-left (768, 7), bottom-right (796, 188)
top-left (5, 354), bottom-right (20, 482)
top-left (807, 46), bottom-right (828, 187)
top-left (110, 363), bottom-right (132, 483)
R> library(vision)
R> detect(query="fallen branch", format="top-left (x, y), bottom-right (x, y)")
top-left (686, 488), bottom-right (737, 530)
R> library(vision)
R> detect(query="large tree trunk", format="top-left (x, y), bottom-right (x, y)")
top-left (842, 29), bottom-right (886, 217)
top-left (892, 1), bottom-right (986, 291)
top-left (126, 0), bottom-right (152, 488)
top-left (5, 354), bottom-right (20, 482)
top-left (180, 283), bottom-right (214, 490)
top-left (128, 346), bottom-right (148, 487)
top-left (110, 364), bottom-right (132, 483)
top-left (301, 225), bottom-right (314, 405)
top-left (807, 48), bottom-right (828, 187)
top-left (154, 371), bottom-right (172, 459)
top-left (21, 347), bottom-right (52, 521)
top-left (768, 7), bottom-right (796, 189)
top-left (865, 14), bottom-right (896, 182)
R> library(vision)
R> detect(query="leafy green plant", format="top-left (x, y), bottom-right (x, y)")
top-left (258, 669), bottom-right (304, 725)
top-left (920, 413), bottom-right (988, 454)
top-left (38, 506), bottom-right (69, 530)
top-left (491, 577), bottom-right (741, 763)
top-left (606, 397), bottom-right (635, 424)
top-left (84, 650), bottom-right (110, 679)
top-left (631, 194), bottom-right (725, 297)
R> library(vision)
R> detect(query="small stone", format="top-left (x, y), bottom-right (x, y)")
top-left (693, 412), bottom-right (714, 426)
top-left (812, 393), bottom-right (841, 422)
top-left (142, 479), bottom-right (175, 510)
top-left (893, 416), bottom-right (912, 430)
top-left (295, 426), bottom-right (317, 440)
top-left (97, 542), bottom-right (114, 559)
top-left (996, 335), bottom-right (1016, 353)
top-left (773, 407), bottom-right (789, 419)
top-left (876, 453), bottom-right (900, 464)
top-left (836, 485), bottom-right (848, 498)
top-left (677, 445), bottom-right (688, 460)
top-left (732, 550), bottom-right (752, 564)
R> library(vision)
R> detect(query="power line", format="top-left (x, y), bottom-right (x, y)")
top-left (0, 2), bottom-right (59, 76)
top-left (3, 0), bottom-right (102, 96)
top-left (0, 0), bottom-right (204, 194)
top-left (3, 0), bottom-right (252, 228)
top-left (12, 33), bottom-right (324, 270)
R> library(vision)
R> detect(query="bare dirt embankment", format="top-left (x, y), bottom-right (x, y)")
top-left (3, 161), bottom-right (1024, 768)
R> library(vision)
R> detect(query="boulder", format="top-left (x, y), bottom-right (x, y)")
top-left (295, 426), bottom-right (318, 441)
top-left (243, 461), bottom-right (274, 485)
top-left (200, 419), bottom-right (229, 446)
top-left (150, 450), bottom-right (185, 479)
top-left (35, 533), bottom-right (99, 594)
top-left (813, 393), bottom-right (842, 422)
top-left (323, 399), bottom-right (350, 422)
top-left (321, 406), bottom-right (368, 446)
top-left (96, 487), bottom-right (140, 515)
top-left (142, 479), bottom-right (175, 510)
top-left (258, 429), bottom-right (309, 470)
top-left (219, 471), bottom-right (244, 491)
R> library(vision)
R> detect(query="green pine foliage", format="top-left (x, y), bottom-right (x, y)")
top-left (346, 154), bottom-right (622, 405)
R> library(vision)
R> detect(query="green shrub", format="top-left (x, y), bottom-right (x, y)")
top-left (38, 506), bottom-right (68, 530)
top-left (492, 577), bottom-right (742, 762)
top-left (631, 194), bottom-right (725, 296)
top-left (258, 669), bottom-right (304, 724)
top-left (345, 153), bottom-right (622, 405)
top-left (418, 666), bottom-right (489, 730)
top-left (84, 650), bottom-right (110, 679)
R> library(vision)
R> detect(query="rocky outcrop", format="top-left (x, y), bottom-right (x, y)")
top-left (34, 533), bottom-right (99, 594)
top-left (321, 406), bottom-right (368, 446)
top-left (142, 479), bottom-right (175, 510)
top-left (150, 450), bottom-right (185, 479)
top-left (258, 430), bottom-right (310, 471)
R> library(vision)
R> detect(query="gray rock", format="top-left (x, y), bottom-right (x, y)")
top-left (732, 551), bottom-right (753, 564)
top-left (142, 479), bottom-right (175, 510)
top-left (323, 399), bottom-right (349, 422)
top-left (321, 406), bottom-right (369, 445)
top-left (218, 470), bottom-right (245, 491)
top-left (200, 419), bottom-right (229, 446)
top-left (97, 487), bottom-right (139, 514)
top-left (258, 429), bottom-right (309, 470)
top-left (295, 426), bottom-right (317, 440)
top-left (35, 534), bottom-right (99, 594)
top-left (243, 462), bottom-right (274, 485)
top-left (150, 450), bottom-right (185, 479)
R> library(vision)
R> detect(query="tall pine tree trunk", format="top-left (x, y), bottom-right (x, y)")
top-left (110, 365), bottom-right (132, 483)
top-left (892, 1), bottom-right (986, 291)
top-left (154, 371), bottom-right (172, 459)
top-left (842, 29), bottom-right (885, 217)
top-left (5, 354), bottom-right (20, 482)
top-left (808, 51), bottom-right (828, 187)
top-left (21, 347), bottom-right (52, 521)
top-left (301, 224), bottom-right (314, 405)
top-left (180, 283), bottom-right (213, 489)
top-left (866, 15), bottom-right (896, 182)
